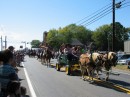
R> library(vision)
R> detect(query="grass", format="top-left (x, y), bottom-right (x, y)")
top-left (113, 64), bottom-right (130, 72)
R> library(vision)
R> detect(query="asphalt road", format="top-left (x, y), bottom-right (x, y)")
top-left (20, 56), bottom-right (130, 97)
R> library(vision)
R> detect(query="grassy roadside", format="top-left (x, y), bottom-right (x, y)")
top-left (113, 64), bottom-right (130, 72)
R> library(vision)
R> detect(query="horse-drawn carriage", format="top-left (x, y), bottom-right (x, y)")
top-left (56, 54), bottom-right (80, 75)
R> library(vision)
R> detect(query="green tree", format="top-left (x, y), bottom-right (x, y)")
top-left (46, 29), bottom-right (62, 50)
top-left (74, 26), bottom-right (92, 45)
top-left (31, 40), bottom-right (41, 48)
top-left (111, 22), bottom-right (129, 51)
top-left (92, 24), bottom-right (111, 51)
top-left (92, 22), bottom-right (129, 51)
top-left (125, 27), bottom-right (130, 38)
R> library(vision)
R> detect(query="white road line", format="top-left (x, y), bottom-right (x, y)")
top-left (22, 62), bottom-right (37, 97)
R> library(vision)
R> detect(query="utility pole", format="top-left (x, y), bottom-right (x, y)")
top-left (1, 36), bottom-right (3, 51)
top-left (5, 36), bottom-right (7, 49)
top-left (21, 41), bottom-right (26, 52)
top-left (112, 0), bottom-right (115, 51)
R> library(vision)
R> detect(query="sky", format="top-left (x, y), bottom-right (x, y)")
top-left (0, 0), bottom-right (130, 50)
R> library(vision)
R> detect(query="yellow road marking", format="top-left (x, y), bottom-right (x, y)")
top-left (50, 64), bottom-right (130, 94)
top-left (85, 76), bottom-right (130, 94)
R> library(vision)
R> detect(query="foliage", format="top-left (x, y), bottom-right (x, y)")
top-left (111, 22), bottom-right (129, 51)
top-left (35, 22), bottom-right (130, 51)
top-left (31, 40), bottom-right (41, 48)
top-left (46, 24), bottom-right (92, 50)
top-left (92, 24), bottom-right (111, 51)
top-left (92, 22), bottom-right (129, 51)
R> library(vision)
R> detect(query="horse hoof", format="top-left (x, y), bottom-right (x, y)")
top-left (105, 78), bottom-right (109, 81)
top-left (89, 80), bottom-right (94, 84)
top-left (82, 78), bottom-right (85, 81)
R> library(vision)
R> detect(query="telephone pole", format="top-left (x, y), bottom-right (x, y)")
top-left (5, 36), bottom-right (7, 49)
top-left (112, 0), bottom-right (115, 51)
top-left (0, 36), bottom-right (2, 51)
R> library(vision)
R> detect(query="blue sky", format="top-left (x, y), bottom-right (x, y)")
top-left (0, 0), bottom-right (130, 50)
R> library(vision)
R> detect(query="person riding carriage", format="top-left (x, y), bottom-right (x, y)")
top-left (60, 44), bottom-right (81, 64)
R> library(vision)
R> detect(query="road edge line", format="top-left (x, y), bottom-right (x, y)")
top-left (22, 62), bottom-right (37, 97)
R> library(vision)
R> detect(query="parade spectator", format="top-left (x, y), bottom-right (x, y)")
top-left (0, 50), bottom-right (19, 97)
top-left (0, 51), bottom-right (3, 65)
top-left (20, 86), bottom-right (29, 97)
top-left (8, 46), bottom-right (19, 73)
top-left (6, 81), bottom-right (29, 97)
top-left (6, 80), bottom-right (21, 97)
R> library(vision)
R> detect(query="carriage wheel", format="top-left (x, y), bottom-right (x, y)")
top-left (56, 63), bottom-right (60, 71)
top-left (65, 66), bottom-right (71, 75)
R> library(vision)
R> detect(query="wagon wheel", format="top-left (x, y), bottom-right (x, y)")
top-left (65, 65), bottom-right (71, 75)
top-left (56, 63), bottom-right (60, 71)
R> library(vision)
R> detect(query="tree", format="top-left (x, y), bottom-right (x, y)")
top-left (125, 27), bottom-right (130, 38)
top-left (92, 24), bottom-right (111, 51)
top-left (92, 22), bottom-right (129, 51)
top-left (31, 40), bottom-right (41, 48)
top-left (110, 22), bottom-right (129, 51)
top-left (46, 29), bottom-right (61, 50)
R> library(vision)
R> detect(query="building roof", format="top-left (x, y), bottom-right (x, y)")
top-left (71, 38), bottom-right (83, 46)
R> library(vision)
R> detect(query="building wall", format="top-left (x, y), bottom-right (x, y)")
top-left (43, 31), bottom-right (48, 45)
top-left (124, 40), bottom-right (130, 54)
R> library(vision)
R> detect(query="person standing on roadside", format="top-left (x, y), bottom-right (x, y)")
top-left (0, 50), bottom-right (19, 97)
top-left (8, 46), bottom-right (19, 72)
top-left (0, 51), bottom-right (3, 65)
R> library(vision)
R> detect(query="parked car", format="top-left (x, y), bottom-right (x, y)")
top-left (117, 54), bottom-right (130, 65)
top-left (117, 51), bottom-right (125, 60)
top-left (127, 62), bottom-right (130, 69)
top-left (125, 58), bottom-right (130, 69)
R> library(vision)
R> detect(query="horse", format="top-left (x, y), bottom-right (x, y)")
top-left (41, 48), bottom-right (53, 67)
top-left (79, 52), bottom-right (104, 82)
top-left (79, 51), bottom-right (118, 82)
top-left (79, 53), bottom-right (90, 80)
top-left (102, 51), bottom-right (118, 81)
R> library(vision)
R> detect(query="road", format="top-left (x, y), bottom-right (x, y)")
top-left (19, 56), bottom-right (130, 97)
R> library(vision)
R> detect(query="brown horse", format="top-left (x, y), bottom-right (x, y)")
top-left (79, 53), bottom-right (97, 81)
top-left (79, 52), bottom-right (104, 81)
top-left (41, 48), bottom-right (53, 67)
top-left (79, 51), bottom-right (118, 81)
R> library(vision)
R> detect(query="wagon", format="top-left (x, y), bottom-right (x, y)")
top-left (56, 54), bottom-right (80, 75)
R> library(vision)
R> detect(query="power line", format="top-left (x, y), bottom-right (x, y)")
top-left (84, 9), bottom-right (112, 26)
top-left (77, 3), bottom-right (112, 25)
top-left (76, 2), bottom-right (112, 24)
top-left (79, 5), bottom-right (112, 25)
top-left (76, 0), bottom-right (129, 27)
top-left (120, 1), bottom-right (130, 7)
top-left (85, 0), bottom-right (129, 27)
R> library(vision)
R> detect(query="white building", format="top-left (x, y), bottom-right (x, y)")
top-left (124, 40), bottom-right (130, 54)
